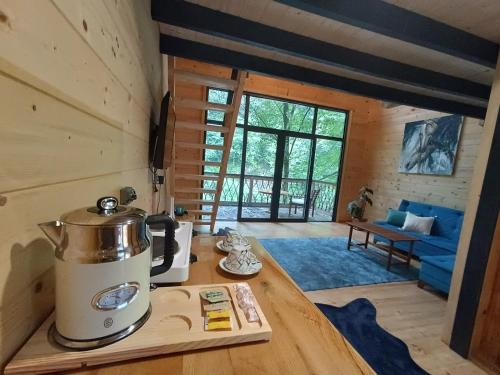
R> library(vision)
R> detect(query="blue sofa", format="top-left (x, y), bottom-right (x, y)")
top-left (373, 200), bottom-right (463, 293)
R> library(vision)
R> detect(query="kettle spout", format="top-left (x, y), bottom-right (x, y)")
top-left (38, 221), bottom-right (64, 246)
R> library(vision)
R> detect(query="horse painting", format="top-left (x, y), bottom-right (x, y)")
top-left (399, 114), bottom-right (463, 175)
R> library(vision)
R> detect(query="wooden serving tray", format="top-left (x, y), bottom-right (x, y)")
top-left (5, 283), bottom-right (272, 374)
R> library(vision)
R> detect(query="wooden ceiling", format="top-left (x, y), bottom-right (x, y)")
top-left (152, 0), bottom-right (500, 118)
top-left (383, 0), bottom-right (500, 43)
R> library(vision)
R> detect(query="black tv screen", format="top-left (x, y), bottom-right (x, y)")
top-left (149, 91), bottom-right (174, 169)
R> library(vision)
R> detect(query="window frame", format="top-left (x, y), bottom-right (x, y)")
top-left (204, 88), bottom-right (350, 222)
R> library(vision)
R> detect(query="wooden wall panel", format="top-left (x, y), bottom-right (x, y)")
top-left (0, 73), bottom-right (148, 193)
top-left (363, 106), bottom-right (483, 221)
top-left (0, 0), bottom-right (161, 366)
top-left (52, 0), bottom-right (158, 115)
top-left (470, 214), bottom-right (500, 373)
top-left (0, 0), bottom-right (154, 137)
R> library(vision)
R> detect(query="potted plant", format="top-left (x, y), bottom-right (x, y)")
top-left (347, 186), bottom-right (374, 221)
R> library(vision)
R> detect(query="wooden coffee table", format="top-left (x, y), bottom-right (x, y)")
top-left (346, 221), bottom-right (419, 271)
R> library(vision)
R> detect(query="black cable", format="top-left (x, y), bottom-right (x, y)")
top-left (157, 185), bottom-right (161, 213)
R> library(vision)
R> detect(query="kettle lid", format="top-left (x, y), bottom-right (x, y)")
top-left (60, 196), bottom-right (146, 226)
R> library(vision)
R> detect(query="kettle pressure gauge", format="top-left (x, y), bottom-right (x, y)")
top-left (92, 282), bottom-right (140, 311)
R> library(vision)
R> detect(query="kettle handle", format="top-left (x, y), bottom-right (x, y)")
top-left (146, 214), bottom-right (176, 277)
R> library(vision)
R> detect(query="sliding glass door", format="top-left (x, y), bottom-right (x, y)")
top-left (311, 139), bottom-right (343, 221)
top-left (238, 131), bottom-right (278, 220)
top-left (278, 136), bottom-right (313, 220)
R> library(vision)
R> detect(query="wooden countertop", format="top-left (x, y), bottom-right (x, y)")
top-left (72, 236), bottom-right (374, 375)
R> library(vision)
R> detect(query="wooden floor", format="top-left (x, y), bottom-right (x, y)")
top-left (211, 221), bottom-right (350, 238)
top-left (206, 221), bottom-right (486, 375)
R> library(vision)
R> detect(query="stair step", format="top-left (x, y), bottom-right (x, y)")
top-left (175, 199), bottom-right (214, 205)
top-left (175, 121), bottom-right (229, 133)
top-left (189, 210), bottom-right (215, 215)
top-left (176, 142), bottom-right (225, 151)
top-left (176, 174), bottom-right (218, 181)
top-left (193, 220), bottom-right (212, 225)
top-left (175, 159), bottom-right (222, 167)
top-left (176, 187), bottom-right (217, 194)
top-left (175, 70), bottom-right (237, 91)
top-left (175, 98), bottom-right (232, 113)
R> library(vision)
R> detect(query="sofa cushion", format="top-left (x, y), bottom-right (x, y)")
top-left (386, 209), bottom-right (407, 227)
top-left (398, 200), bottom-right (464, 244)
top-left (418, 235), bottom-right (458, 253)
top-left (402, 212), bottom-right (435, 235)
top-left (419, 255), bottom-right (455, 294)
top-left (420, 255), bottom-right (455, 272)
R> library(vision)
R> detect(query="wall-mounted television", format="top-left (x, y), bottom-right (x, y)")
top-left (149, 91), bottom-right (175, 170)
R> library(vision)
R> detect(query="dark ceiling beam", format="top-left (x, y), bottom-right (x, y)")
top-left (159, 35), bottom-right (486, 119)
top-left (276, 0), bottom-right (499, 68)
top-left (151, 0), bottom-right (491, 102)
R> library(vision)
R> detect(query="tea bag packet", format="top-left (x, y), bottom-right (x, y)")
top-left (200, 288), bottom-right (233, 331)
top-left (199, 288), bottom-right (230, 303)
top-left (234, 283), bottom-right (259, 323)
top-left (203, 301), bottom-right (231, 312)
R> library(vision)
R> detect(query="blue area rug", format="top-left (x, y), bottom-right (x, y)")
top-left (259, 237), bottom-right (419, 291)
top-left (317, 299), bottom-right (429, 375)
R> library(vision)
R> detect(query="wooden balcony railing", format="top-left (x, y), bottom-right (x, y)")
top-left (202, 173), bottom-right (337, 212)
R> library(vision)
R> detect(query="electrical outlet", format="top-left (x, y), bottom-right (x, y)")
top-left (154, 175), bottom-right (164, 185)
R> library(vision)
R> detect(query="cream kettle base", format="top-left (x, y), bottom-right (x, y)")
top-left (49, 305), bottom-right (152, 350)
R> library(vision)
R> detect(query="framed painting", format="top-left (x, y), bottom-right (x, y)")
top-left (399, 114), bottom-right (463, 175)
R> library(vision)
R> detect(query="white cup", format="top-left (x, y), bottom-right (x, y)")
top-left (225, 245), bottom-right (260, 273)
top-left (222, 230), bottom-right (238, 249)
top-left (223, 231), bottom-right (250, 251)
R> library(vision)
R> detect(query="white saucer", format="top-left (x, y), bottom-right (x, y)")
top-left (216, 240), bottom-right (251, 253)
top-left (219, 257), bottom-right (262, 276)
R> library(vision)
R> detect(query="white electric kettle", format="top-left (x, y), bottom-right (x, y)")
top-left (39, 196), bottom-right (175, 350)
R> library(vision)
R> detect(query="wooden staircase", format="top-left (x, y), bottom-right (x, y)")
top-left (169, 58), bottom-right (247, 232)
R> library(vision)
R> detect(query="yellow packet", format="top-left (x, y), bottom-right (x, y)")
top-left (207, 310), bottom-right (230, 320)
top-left (206, 319), bottom-right (232, 330)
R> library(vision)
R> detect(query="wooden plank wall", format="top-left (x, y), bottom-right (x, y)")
top-left (171, 58), bottom-right (381, 222)
top-left (0, 0), bottom-right (162, 366)
top-left (470, 214), bottom-right (500, 373)
top-left (363, 106), bottom-right (484, 221)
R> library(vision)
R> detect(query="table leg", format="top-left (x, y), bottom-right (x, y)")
top-left (364, 231), bottom-right (369, 249)
top-left (387, 240), bottom-right (394, 271)
top-left (347, 226), bottom-right (353, 250)
top-left (407, 241), bottom-right (414, 269)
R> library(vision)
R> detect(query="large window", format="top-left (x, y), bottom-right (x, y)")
top-left (205, 89), bottom-right (348, 222)
top-left (247, 96), bottom-right (314, 134)
top-left (316, 108), bottom-right (346, 138)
